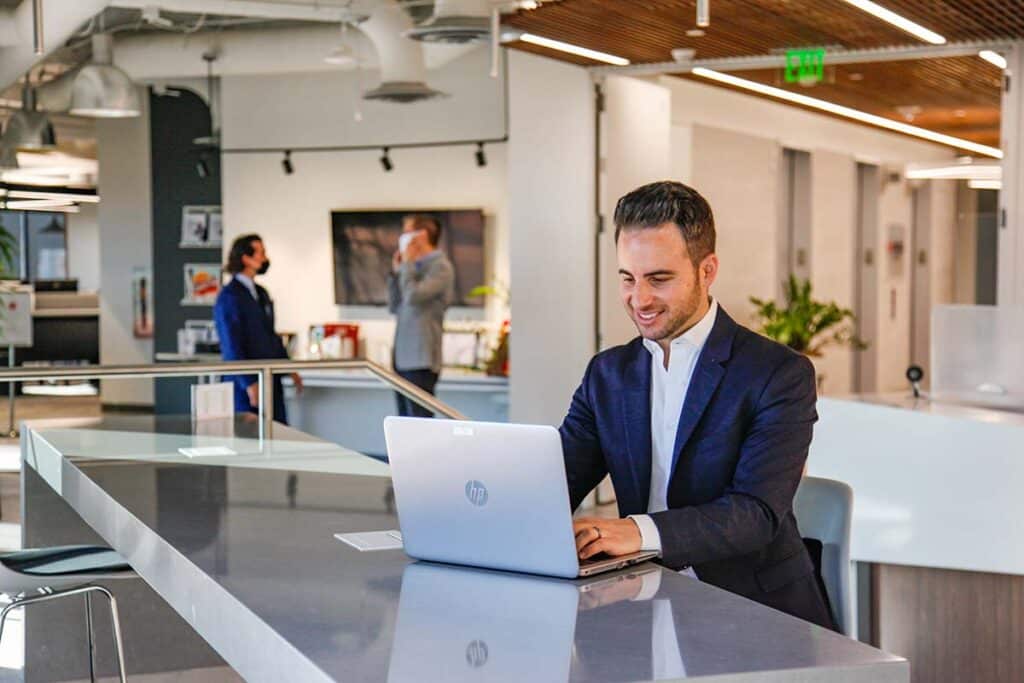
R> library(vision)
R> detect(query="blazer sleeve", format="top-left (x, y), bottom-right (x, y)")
top-left (397, 258), bottom-right (454, 307)
top-left (558, 357), bottom-right (609, 512)
top-left (214, 293), bottom-right (256, 388)
top-left (649, 353), bottom-right (817, 569)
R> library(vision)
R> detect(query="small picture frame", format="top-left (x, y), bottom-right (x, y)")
top-left (180, 205), bottom-right (223, 248)
top-left (182, 263), bottom-right (222, 305)
top-left (131, 266), bottom-right (154, 338)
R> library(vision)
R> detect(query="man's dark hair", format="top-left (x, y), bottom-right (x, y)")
top-left (225, 233), bottom-right (262, 274)
top-left (613, 181), bottom-right (716, 266)
top-left (404, 213), bottom-right (443, 246)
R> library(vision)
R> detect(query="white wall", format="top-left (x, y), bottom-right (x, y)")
top-left (507, 51), bottom-right (594, 425)
top-left (663, 76), bottom-right (958, 394)
top-left (221, 46), bottom-right (504, 151)
top-left (690, 124), bottom-right (781, 318)
top-left (97, 87), bottom-right (153, 405)
top-left (67, 202), bottom-right (99, 293)
top-left (875, 174), bottom-right (915, 392)
top-left (662, 76), bottom-right (956, 165)
top-left (221, 147), bottom-right (508, 360)
top-left (220, 47), bottom-right (509, 363)
top-left (809, 149), bottom-right (857, 395)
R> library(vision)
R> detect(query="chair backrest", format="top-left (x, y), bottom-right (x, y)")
top-left (793, 476), bottom-right (854, 636)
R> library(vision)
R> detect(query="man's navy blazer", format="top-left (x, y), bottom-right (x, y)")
top-left (559, 306), bottom-right (834, 629)
top-left (213, 277), bottom-right (289, 422)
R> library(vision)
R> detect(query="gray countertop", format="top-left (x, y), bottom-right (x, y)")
top-left (23, 416), bottom-right (906, 683)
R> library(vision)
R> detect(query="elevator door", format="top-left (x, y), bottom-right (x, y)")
top-left (854, 163), bottom-right (880, 393)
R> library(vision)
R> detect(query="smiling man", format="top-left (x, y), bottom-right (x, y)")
top-left (559, 181), bottom-right (834, 629)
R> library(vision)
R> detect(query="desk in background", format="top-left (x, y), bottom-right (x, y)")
top-left (809, 394), bottom-right (1024, 682)
top-left (286, 369), bottom-right (509, 455)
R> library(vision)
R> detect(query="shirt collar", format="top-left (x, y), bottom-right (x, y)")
top-left (416, 250), bottom-right (442, 266)
top-left (643, 298), bottom-right (719, 357)
top-left (235, 274), bottom-right (258, 297)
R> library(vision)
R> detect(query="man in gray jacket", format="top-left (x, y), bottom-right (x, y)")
top-left (388, 214), bottom-right (455, 417)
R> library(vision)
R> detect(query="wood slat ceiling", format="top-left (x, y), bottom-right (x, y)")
top-left (505, 0), bottom-right (1021, 151)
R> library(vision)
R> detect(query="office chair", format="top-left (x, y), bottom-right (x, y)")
top-left (0, 545), bottom-right (131, 682)
top-left (793, 476), bottom-right (854, 636)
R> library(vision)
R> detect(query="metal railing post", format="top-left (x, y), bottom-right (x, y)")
top-left (260, 367), bottom-right (274, 440)
top-left (6, 344), bottom-right (16, 438)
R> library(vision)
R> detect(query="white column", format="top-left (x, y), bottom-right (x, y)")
top-left (999, 42), bottom-right (1024, 305)
top-left (598, 75), bottom-right (672, 350)
top-left (507, 52), bottom-right (595, 425)
top-left (98, 88), bottom-right (154, 407)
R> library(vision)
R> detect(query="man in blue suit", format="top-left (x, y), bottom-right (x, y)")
top-left (562, 181), bottom-right (834, 630)
top-left (214, 234), bottom-right (302, 425)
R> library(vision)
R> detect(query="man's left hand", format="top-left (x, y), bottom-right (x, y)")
top-left (573, 517), bottom-right (642, 560)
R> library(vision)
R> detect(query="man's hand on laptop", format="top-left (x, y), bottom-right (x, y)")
top-left (573, 517), bottom-right (642, 560)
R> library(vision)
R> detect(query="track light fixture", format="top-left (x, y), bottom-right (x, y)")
top-left (196, 157), bottom-right (210, 179)
top-left (475, 142), bottom-right (487, 168)
top-left (380, 147), bottom-right (393, 172)
top-left (281, 150), bottom-right (294, 175)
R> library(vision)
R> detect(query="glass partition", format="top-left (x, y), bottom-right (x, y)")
top-left (8, 361), bottom-right (464, 465)
top-left (931, 305), bottom-right (1024, 411)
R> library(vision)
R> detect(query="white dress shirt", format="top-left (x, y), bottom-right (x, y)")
top-left (235, 273), bottom-right (259, 300)
top-left (629, 298), bottom-right (719, 567)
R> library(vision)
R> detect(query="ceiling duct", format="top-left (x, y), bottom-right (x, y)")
top-left (404, 0), bottom-right (491, 44)
top-left (360, 1), bottom-right (445, 103)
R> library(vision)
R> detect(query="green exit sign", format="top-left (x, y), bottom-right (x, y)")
top-left (785, 48), bottom-right (826, 84)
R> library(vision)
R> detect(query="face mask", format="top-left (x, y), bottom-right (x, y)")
top-left (257, 259), bottom-right (270, 275)
top-left (398, 231), bottom-right (420, 254)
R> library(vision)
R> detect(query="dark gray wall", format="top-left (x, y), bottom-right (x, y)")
top-left (150, 87), bottom-right (222, 413)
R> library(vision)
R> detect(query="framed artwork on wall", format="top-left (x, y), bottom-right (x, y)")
top-left (182, 263), bottom-right (221, 305)
top-left (180, 205), bottom-right (223, 248)
top-left (331, 209), bottom-right (485, 307)
top-left (131, 266), bottom-right (154, 338)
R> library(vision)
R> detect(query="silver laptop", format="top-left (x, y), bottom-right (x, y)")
top-left (383, 417), bottom-right (657, 578)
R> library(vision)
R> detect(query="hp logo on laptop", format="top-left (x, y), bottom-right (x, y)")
top-left (466, 640), bottom-right (489, 668)
top-left (465, 480), bottom-right (488, 507)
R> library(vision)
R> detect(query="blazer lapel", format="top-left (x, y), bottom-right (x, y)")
top-left (669, 307), bottom-right (738, 474)
top-left (621, 341), bottom-right (652, 515)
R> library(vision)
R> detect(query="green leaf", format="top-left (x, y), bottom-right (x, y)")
top-left (748, 275), bottom-right (869, 355)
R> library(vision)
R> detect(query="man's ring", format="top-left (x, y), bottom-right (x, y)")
top-left (593, 526), bottom-right (602, 539)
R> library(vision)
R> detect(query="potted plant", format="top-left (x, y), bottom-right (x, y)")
top-left (0, 216), bottom-right (16, 278)
top-left (469, 282), bottom-right (510, 377)
top-left (749, 275), bottom-right (866, 358)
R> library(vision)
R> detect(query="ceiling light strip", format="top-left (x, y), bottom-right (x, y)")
top-left (691, 68), bottom-right (1002, 159)
top-left (839, 0), bottom-right (946, 45)
top-left (586, 40), bottom-right (1012, 77)
top-left (6, 190), bottom-right (100, 203)
top-left (979, 50), bottom-right (1008, 70)
top-left (906, 163), bottom-right (1001, 180)
top-left (518, 33), bottom-right (629, 66)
